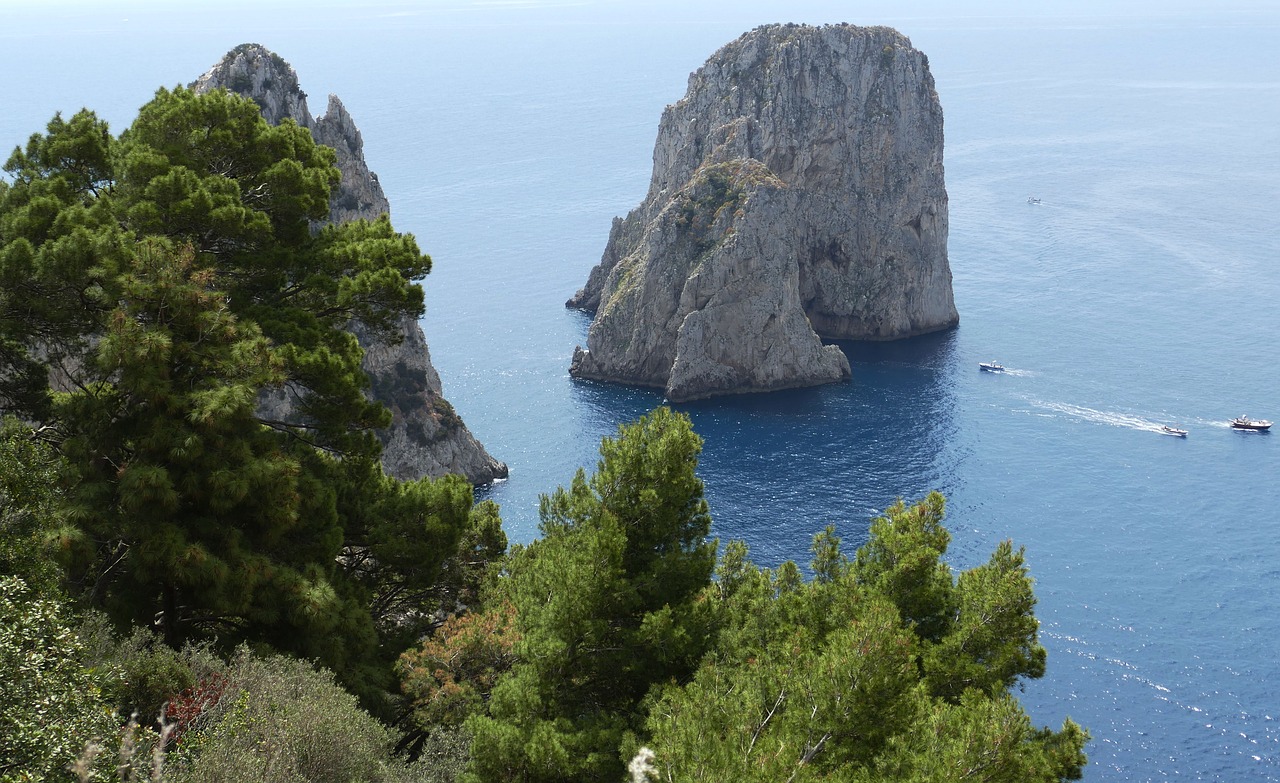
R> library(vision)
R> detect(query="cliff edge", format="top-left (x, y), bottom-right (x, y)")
top-left (568, 24), bottom-right (957, 402)
top-left (194, 44), bottom-right (507, 484)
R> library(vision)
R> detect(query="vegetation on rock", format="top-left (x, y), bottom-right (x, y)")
top-left (0, 75), bottom-right (1082, 783)
top-left (0, 87), bottom-right (464, 711)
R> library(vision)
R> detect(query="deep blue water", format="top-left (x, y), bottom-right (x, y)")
top-left (4, 2), bottom-right (1279, 780)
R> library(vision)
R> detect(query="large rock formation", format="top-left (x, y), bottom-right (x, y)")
top-left (568, 24), bottom-right (957, 402)
top-left (194, 44), bottom-right (506, 484)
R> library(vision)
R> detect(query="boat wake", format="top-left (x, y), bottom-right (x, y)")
top-left (999, 368), bottom-right (1036, 377)
top-left (1029, 400), bottom-right (1176, 434)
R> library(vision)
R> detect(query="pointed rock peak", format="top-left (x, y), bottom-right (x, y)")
top-left (192, 43), bottom-right (310, 128)
top-left (315, 94), bottom-right (363, 156)
top-left (192, 45), bottom-right (387, 224)
top-left (322, 93), bottom-right (350, 122)
top-left (187, 45), bottom-right (506, 485)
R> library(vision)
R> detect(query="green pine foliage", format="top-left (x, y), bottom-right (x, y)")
top-left (643, 493), bottom-right (1087, 782)
top-left (388, 410), bottom-right (1087, 782)
top-left (0, 87), bottom-right (469, 708)
top-left (466, 408), bottom-right (717, 782)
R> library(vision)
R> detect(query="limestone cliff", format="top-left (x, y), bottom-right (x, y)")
top-left (568, 24), bottom-right (957, 402)
top-left (194, 44), bottom-right (506, 484)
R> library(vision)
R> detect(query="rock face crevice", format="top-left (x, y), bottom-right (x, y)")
top-left (195, 44), bottom-right (506, 485)
top-left (568, 24), bottom-right (957, 402)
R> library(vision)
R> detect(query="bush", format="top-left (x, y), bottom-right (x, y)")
top-left (0, 419), bottom-right (65, 595)
top-left (0, 577), bottom-right (115, 783)
top-left (398, 728), bottom-right (470, 783)
top-left (398, 601), bottom-right (519, 730)
top-left (76, 619), bottom-right (223, 731)
top-left (167, 650), bottom-right (408, 783)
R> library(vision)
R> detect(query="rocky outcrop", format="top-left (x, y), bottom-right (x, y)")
top-left (195, 44), bottom-right (506, 484)
top-left (568, 24), bottom-right (957, 402)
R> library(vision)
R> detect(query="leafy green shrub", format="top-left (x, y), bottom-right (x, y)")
top-left (80, 623), bottom-right (197, 728)
top-left (0, 577), bottom-right (115, 783)
top-left (168, 650), bottom-right (406, 783)
top-left (399, 728), bottom-right (470, 783)
top-left (0, 418), bottom-right (65, 595)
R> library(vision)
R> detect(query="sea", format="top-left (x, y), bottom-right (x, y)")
top-left (3, 1), bottom-right (1278, 780)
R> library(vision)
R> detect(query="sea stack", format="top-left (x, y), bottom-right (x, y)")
top-left (568, 24), bottom-right (957, 402)
top-left (194, 44), bottom-right (507, 485)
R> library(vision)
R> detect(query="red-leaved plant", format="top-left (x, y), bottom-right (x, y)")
top-left (164, 671), bottom-right (229, 746)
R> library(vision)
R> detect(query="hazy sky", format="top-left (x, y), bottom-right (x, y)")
top-left (1, 0), bottom-right (1272, 19)
top-left (1, 0), bottom-right (1273, 142)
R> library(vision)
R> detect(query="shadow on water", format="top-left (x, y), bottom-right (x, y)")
top-left (670, 328), bottom-right (964, 568)
top-left (484, 326), bottom-right (965, 567)
top-left (834, 326), bottom-right (960, 369)
top-left (565, 376), bottom-right (669, 452)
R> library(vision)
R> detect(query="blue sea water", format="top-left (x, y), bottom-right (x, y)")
top-left (3, 2), bottom-right (1279, 780)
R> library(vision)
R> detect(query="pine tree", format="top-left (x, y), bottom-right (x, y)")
top-left (644, 495), bottom-right (1088, 782)
top-left (466, 407), bottom-right (717, 782)
top-left (0, 88), bottom-right (469, 707)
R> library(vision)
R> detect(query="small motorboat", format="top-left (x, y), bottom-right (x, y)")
top-left (1027, 196), bottom-right (1042, 204)
top-left (1230, 415), bottom-right (1272, 431)
top-left (979, 361), bottom-right (1005, 372)
top-left (1160, 425), bottom-right (1188, 438)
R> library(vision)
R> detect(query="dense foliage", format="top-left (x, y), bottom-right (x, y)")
top-left (164, 651), bottom-right (408, 783)
top-left (0, 577), bottom-right (115, 783)
top-left (644, 501), bottom-right (1087, 781)
top-left (0, 81), bottom-right (1086, 782)
top-left (0, 88), bottom-right (470, 708)
top-left (0, 401), bottom-right (1088, 782)
top-left (401, 409), bottom-right (1087, 782)
top-left (0, 420), bottom-right (64, 595)
top-left (466, 408), bottom-right (717, 782)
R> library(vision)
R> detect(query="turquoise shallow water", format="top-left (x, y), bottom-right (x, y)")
top-left (4, 3), bottom-right (1279, 779)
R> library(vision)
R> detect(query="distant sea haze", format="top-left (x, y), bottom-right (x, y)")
top-left (4, 3), bottom-right (1279, 780)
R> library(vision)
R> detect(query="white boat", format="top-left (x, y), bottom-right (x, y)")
top-left (1160, 425), bottom-right (1187, 438)
top-left (1230, 416), bottom-right (1272, 431)
top-left (979, 361), bottom-right (1005, 372)
top-left (1027, 196), bottom-right (1042, 204)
